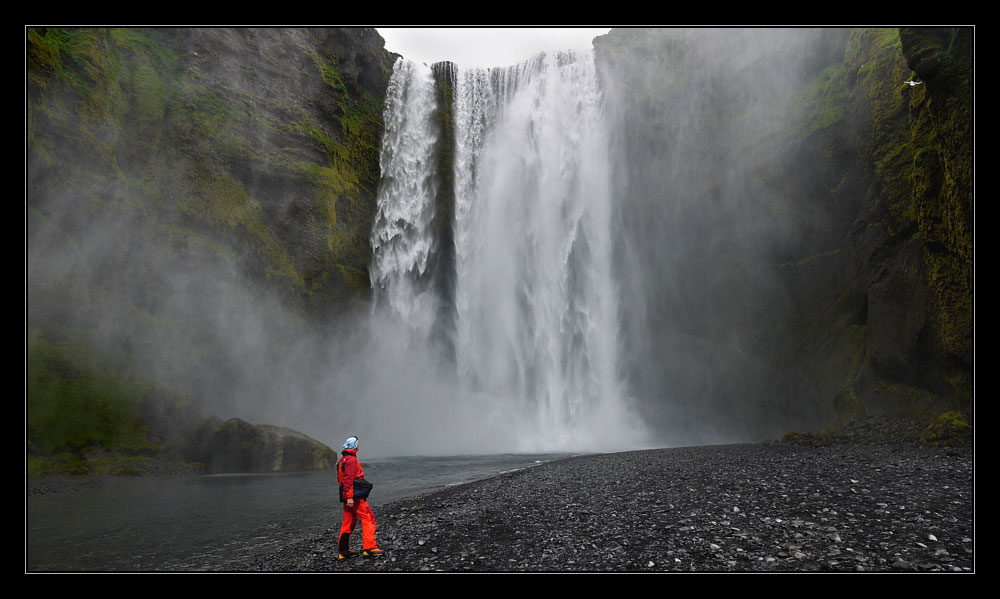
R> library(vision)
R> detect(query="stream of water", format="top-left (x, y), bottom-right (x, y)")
top-left (26, 453), bottom-right (566, 571)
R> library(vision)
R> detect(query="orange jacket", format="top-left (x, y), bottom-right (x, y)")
top-left (338, 448), bottom-right (365, 502)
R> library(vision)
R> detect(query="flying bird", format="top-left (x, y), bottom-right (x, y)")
top-left (905, 80), bottom-right (923, 86)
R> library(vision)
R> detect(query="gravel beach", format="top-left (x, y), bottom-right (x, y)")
top-left (245, 424), bottom-right (974, 573)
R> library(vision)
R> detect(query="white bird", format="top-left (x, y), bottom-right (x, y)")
top-left (905, 80), bottom-right (923, 86)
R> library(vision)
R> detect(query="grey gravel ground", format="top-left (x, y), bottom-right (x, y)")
top-left (245, 425), bottom-right (974, 573)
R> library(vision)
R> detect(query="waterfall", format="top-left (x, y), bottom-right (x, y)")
top-left (371, 52), bottom-right (646, 453)
top-left (371, 60), bottom-right (440, 336)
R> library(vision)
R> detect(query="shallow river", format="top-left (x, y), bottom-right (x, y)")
top-left (26, 453), bottom-right (567, 571)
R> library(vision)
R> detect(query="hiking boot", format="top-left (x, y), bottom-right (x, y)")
top-left (363, 548), bottom-right (384, 558)
top-left (338, 550), bottom-right (359, 561)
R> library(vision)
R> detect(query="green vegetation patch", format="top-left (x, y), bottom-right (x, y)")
top-left (27, 452), bottom-right (163, 478)
top-left (919, 410), bottom-right (972, 446)
top-left (27, 329), bottom-right (155, 460)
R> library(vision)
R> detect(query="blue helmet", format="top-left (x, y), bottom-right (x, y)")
top-left (343, 436), bottom-right (359, 450)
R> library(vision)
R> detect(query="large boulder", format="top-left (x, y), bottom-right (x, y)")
top-left (200, 418), bottom-right (337, 474)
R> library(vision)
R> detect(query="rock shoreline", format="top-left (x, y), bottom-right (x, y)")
top-left (245, 439), bottom-right (973, 573)
top-left (27, 458), bottom-right (204, 496)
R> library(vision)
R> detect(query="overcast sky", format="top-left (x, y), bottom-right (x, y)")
top-left (377, 27), bottom-right (612, 68)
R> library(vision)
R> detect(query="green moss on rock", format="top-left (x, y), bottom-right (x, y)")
top-left (919, 410), bottom-right (972, 446)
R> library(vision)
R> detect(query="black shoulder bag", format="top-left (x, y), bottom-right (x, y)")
top-left (353, 477), bottom-right (373, 500)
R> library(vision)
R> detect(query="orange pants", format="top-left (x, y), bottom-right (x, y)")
top-left (340, 499), bottom-right (378, 551)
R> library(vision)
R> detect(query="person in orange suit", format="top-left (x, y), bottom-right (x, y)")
top-left (337, 436), bottom-right (383, 559)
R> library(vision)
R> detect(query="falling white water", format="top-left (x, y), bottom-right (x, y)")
top-left (372, 52), bottom-right (648, 453)
top-left (370, 59), bottom-right (440, 335)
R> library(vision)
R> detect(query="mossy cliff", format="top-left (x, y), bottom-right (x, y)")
top-left (836, 28), bottom-right (972, 423)
top-left (594, 28), bottom-right (972, 440)
top-left (790, 28), bottom-right (972, 428)
top-left (27, 28), bottom-right (396, 474)
top-left (28, 27), bottom-right (395, 317)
